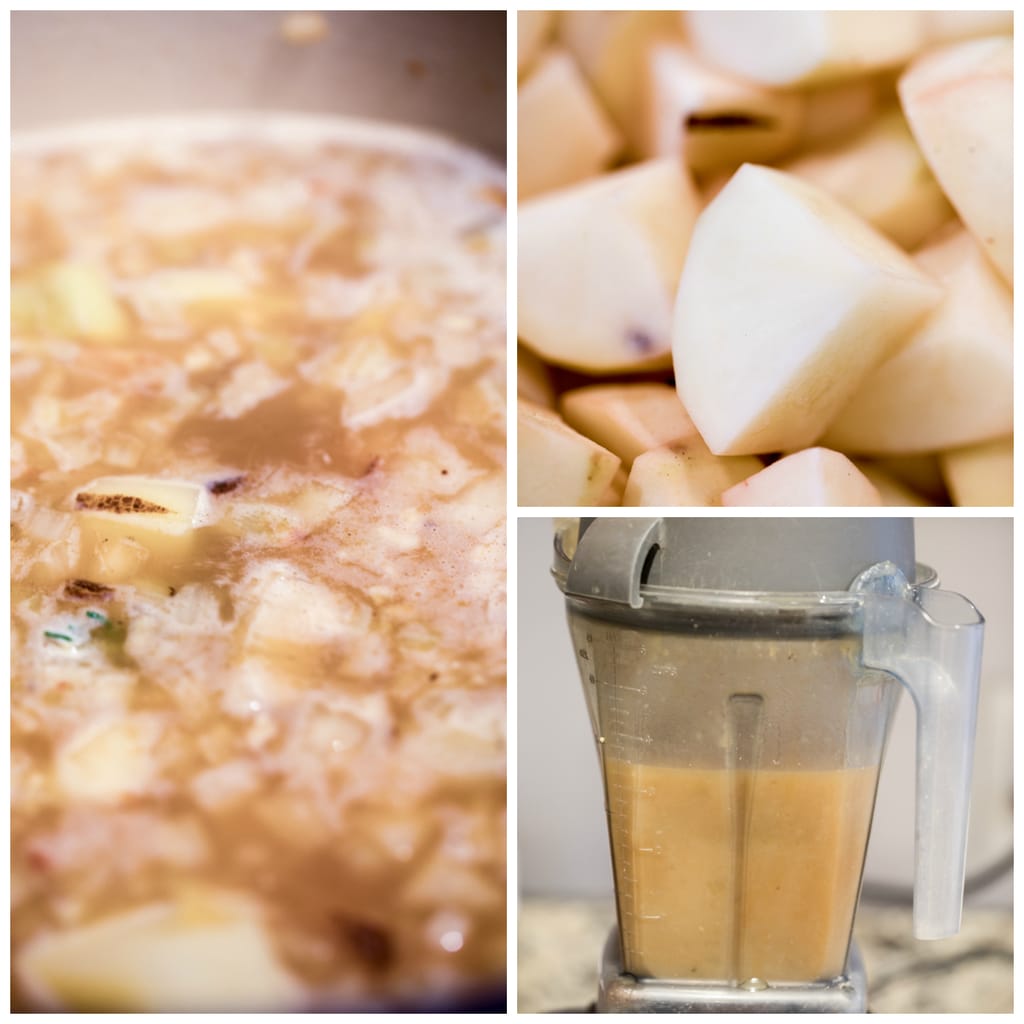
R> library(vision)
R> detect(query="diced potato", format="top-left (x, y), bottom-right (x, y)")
top-left (517, 344), bottom-right (555, 408)
top-left (599, 466), bottom-right (628, 506)
top-left (823, 231), bottom-right (1012, 454)
top-left (73, 476), bottom-right (213, 589)
top-left (673, 164), bottom-right (942, 455)
top-left (685, 12), bottom-right (925, 87)
top-left (899, 36), bottom-right (1012, 283)
top-left (242, 561), bottom-right (371, 660)
top-left (623, 441), bottom-right (761, 506)
top-left (855, 462), bottom-right (933, 506)
top-left (796, 78), bottom-right (881, 152)
top-left (722, 448), bottom-right (882, 506)
top-left (940, 437), bottom-right (1013, 507)
top-left (559, 382), bottom-right (699, 467)
top-left (925, 12), bottom-right (1014, 44)
top-left (16, 889), bottom-right (303, 1011)
top-left (12, 261), bottom-right (131, 344)
top-left (643, 43), bottom-right (803, 174)
top-left (783, 109), bottom-right (954, 250)
top-left (55, 715), bottom-right (163, 804)
top-left (872, 453), bottom-right (950, 504)
top-left (519, 159), bottom-right (700, 372)
top-left (559, 11), bottom-right (682, 150)
top-left (518, 400), bottom-right (621, 506)
top-left (518, 47), bottom-right (622, 200)
top-left (518, 11), bottom-right (555, 77)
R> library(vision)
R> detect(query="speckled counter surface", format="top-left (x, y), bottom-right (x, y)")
top-left (517, 899), bottom-right (1012, 1014)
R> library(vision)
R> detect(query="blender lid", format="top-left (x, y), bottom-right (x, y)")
top-left (563, 518), bottom-right (915, 607)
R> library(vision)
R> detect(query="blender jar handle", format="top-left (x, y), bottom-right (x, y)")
top-left (852, 562), bottom-right (984, 940)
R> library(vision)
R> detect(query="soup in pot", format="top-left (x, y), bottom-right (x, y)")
top-left (11, 118), bottom-right (506, 1011)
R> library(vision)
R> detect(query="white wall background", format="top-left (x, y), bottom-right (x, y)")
top-left (517, 517), bottom-right (1012, 908)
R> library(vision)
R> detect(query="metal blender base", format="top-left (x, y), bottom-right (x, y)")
top-left (597, 928), bottom-right (868, 1013)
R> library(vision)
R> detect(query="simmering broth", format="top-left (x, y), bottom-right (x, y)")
top-left (11, 118), bottom-right (506, 1011)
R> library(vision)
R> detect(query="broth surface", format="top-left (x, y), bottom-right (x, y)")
top-left (11, 120), bottom-right (506, 1010)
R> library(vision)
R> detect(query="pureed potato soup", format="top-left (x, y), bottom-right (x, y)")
top-left (11, 117), bottom-right (506, 1011)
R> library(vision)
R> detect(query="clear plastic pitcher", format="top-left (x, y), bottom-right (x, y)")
top-left (554, 518), bottom-right (983, 988)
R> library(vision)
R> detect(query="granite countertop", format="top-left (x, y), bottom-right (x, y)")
top-left (518, 899), bottom-right (1012, 1014)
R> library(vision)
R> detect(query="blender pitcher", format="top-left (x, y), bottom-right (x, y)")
top-left (552, 518), bottom-right (983, 1013)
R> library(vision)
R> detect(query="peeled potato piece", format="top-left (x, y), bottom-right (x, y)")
top-left (823, 230), bottom-right (1012, 454)
top-left (56, 715), bottom-right (163, 804)
top-left (559, 11), bottom-right (682, 150)
top-left (899, 36), bottom-right (1012, 284)
top-left (518, 47), bottom-right (622, 200)
top-left (925, 12), bottom-right (1014, 44)
top-left (643, 42), bottom-right (803, 174)
top-left (73, 476), bottom-right (213, 589)
top-left (559, 382), bottom-right (698, 468)
top-left (16, 889), bottom-right (302, 1011)
top-left (722, 448), bottom-right (882, 507)
top-left (12, 261), bottom-right (131, 344)
top-left (873, 453), bottom-right (950, 504)
top-left (599, 466), bottom-right (628, 506)
top-left (685, 11), bottom-right (925, 87)
top-left (796, 78), bottom-right (881, 153)
top-left (783, 109), bottom-right (953, 250)
top-left (940, 437), bottom-right (1013, 507)
top-left (855, 462), bottom-right (933, 507)
top-left (624, 441), bottom-right (761, 507)
top-left (518, 400), bottom-right (621, 506)
top-left (518, 11), bottom-right (555, 77)
top-left (673, 164), bottom-right (942, 456)
top-left (517, 344), bottom-right (555, 408)
top-left (519, 158), bottom-right (700, 373)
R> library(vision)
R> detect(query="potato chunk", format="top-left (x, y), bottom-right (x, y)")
top-left (823, 231), bottom-right (1012, 454)
top-left (899, 36), bottom-right (1012, 284)
top-left (559, 11), bottom-right (682, 149)
top-left (643, 43), bottom-right (803, 174)
top-left (783, 110), bottom-right (953, 250)
top-left (16, 890), bottom-right (302, 1011)
top-left (518, 47), bottom-right (622, 200)
top-left (924, 12), bottom-right (1014, 44)
top-left (685, 12), bottom-right (924, 87)
top-left (559, 382), bottom-right (698, 467)
top-left (672, 164), bottom-right (942, 455)
top-left (517, 345), bottom-right (555, 408)
top-left (518, 401), bottom-right (620, 506)
top-left (56, 715), bottom-right (163, 804)
top-left (519, 159), bottom-right (699, 372)
top-left (855, 463), bottom-right (933, 507)
top-left (12, 261), bottom-right (131, 344)
top-left (722, 448), bottom-right (882, 507)
top-left (623, 442), bottom-right (761, 507)
top-left (73, 476), bottom-right (212, 590)
top-left (518, 11), bottom-right (555, 77)
top-left (940, 438), bottom-right (1013, 507)
top-left (796, 78), bottom-right (881, 153)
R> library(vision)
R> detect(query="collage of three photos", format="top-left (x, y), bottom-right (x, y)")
top-left (10, 9), bottom-right (1013, 1015)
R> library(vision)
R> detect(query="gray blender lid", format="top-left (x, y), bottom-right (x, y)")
top-left (565, 518), bottom-right (915, 608)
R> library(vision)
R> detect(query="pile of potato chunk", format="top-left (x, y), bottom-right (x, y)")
top-left (517, 11), bottom-right (1012, 506)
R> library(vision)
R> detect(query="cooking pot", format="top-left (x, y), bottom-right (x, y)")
top-left (12, 10), bottom-right (505, 155)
